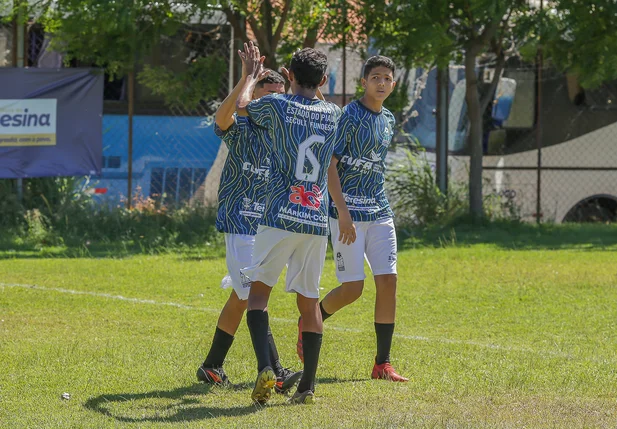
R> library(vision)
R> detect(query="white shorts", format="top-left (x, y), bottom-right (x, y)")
top-left (241, 225), bottom-right (328, 299)
top-left (329, 217), bottom-right (397, 283)
top-left (221, 233), bottom-right (255, 301)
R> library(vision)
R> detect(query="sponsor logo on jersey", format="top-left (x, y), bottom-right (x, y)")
top-left (340, 152), bottom-right (383, 173)
top-left (382, 125), bottom-right (392, 146)
top-left (242, 161), bottom-right (270, 179)
top-left (239, 198), bottom-right (265, 218)
top-left (289, 184), bottom-right (323, 210)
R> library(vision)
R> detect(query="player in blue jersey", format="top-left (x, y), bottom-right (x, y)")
top-left (297, 55), bottom-right (409, 382)
top-left (236, 47), bottom-right (356, 404)
top-left (196, 42), bottom-right (302, 394)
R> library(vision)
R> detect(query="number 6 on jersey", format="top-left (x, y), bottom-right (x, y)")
top-left (295, 135), bottom-right (324, 182)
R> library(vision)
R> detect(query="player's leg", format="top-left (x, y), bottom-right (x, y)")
top-left (197, 290), bottom-right (247, 385)
top-left (321, 218), bottom-right (368, 315)
top-left (246, 283), bottom-right (277, 404)
top-left (268, 326), bottom-right (303, 394)
top-left (286, 234), bottom-right (327, 404)
top-left (197, 234), bottom-right (252, 385)
top-left (296, 219), bottom-right (366, 362)
top-left (365, 218), bottom-right (408, 382)
top-left (243, 226), bottom-right (291, 403)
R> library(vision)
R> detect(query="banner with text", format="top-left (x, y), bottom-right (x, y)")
top-left (0, 68), bottom-right (103, 178)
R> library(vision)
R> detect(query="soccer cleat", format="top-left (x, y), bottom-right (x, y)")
top-left (296, 316), bottom-right (304, 363)
top-left (288, 389), bottom-right (315, 405)
top-left (274, 367), bottom-right (303, 394)
top-left (371, 362), bottom-right (409, 382)
top-left (251, 366), bottom-right (276, 404)
top-left (196, 365), bottom-right (230, 386)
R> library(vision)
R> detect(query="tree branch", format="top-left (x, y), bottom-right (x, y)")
top-left (222, 7), bottom-right (248, 43)
top-left (247, 14), bottom-right (270, 53)
top-left (477, 19), bottom-right (501, 49)
top-left (272, 0), bottom-right (292, 48)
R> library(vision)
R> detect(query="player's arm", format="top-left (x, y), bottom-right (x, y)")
top-left (236, 43), bottom-right (267, 116)
top-left (214, 43), bottom-right (254, 130)
top-left (328, 156), bottom-right (356, 245)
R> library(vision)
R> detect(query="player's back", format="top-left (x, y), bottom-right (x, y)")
top-left (215, 115), bottom-right (270, 235)
top-left (246, 93), bottom-right (342, 236)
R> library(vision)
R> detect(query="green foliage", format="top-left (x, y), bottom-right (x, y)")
top-left (387, 148), bottom-right (520, 230)
top-left (41, 0), bottom-right (197, 78)
top-left (0, 178), bottom-right (220, 251)
top-left (387, 148), bottom-right (467, 228)
top-left (540, 1), bottom-right (617, 88)
top-left (138, 56), bottom-right (227, 110)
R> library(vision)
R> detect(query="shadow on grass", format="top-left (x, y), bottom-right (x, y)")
top-left (83, 383), bottom-right (282, 423)
top-left (399, 221), bottom-right (617, 251)
top-left (84, 376), bottom-right (369, 423)
top-left (226, 376), bottom-right (369, 392)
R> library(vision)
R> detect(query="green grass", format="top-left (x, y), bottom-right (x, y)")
top-left (1, 227), bottom-right (617, 428)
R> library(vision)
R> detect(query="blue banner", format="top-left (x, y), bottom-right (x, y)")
top-left (0, 68), bottom-right (103, 178)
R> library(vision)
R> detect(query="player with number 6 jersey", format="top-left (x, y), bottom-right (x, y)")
top-left (246, 94), bottom-right (341, 236)
top-left (236, 47), bottom-right (355, 405)
top-left (196, 42), bottom-right (302, 396)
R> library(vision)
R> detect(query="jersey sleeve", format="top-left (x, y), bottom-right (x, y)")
top-left (333, 111), bottom-right (354, 160)
top-left (214, 114), bottom-right (243, 149)
top-left (246, 95), bottom-right (275, 130)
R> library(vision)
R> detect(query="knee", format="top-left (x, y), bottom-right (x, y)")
top-left (342, 281), bottom-right (364, 302)
top-left (375, 274), bottom-right (397, 293)
top-left (247, 282), bottom-right (271, 310)
top-left (228, 292), bottom-right (248, 312)
top-left (297, 296), bottom-right (320, 319)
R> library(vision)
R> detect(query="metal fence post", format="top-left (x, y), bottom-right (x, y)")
top-left (436, 67), bottom-right (449, 195)
top-left (14, 7), bottom-right (26, 202)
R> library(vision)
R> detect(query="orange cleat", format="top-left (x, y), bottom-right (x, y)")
top-left (371, 362), bottom-right (409, 382)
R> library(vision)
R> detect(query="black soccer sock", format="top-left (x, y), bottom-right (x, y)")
top-left (267, 326), bottom-right (285, 376)
top-left (247, 310), bottom-right (272, 372)
top-left (319, 301), bottom-right (332, 322)
top-left (202, 327), bottom-right (234, 368)
top-left (297, 332), bottom-right (323, 393)
top-left (375, 322), bottom-right (395, 365)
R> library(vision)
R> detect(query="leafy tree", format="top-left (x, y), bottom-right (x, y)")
top-left (363, 0), bottom-right (617, 219)
top-left (207, 0), bottom-right (351, 70)
top-left (364, 0), bottom-right (531, 219)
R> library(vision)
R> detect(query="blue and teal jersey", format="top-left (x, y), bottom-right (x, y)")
top-left (214, 114), bottom-right (270, 235)
top-left (246, 94), bottom-right (342, 236)
top-left (330, 100), bottom-right (396, 222)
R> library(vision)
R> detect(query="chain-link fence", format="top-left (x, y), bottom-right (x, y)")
top-left (396, 56), bottom-right (617, 223)
top-left (0, 21), bottom-right (12, 67)
top-left (92, 16), bottom-right (233, 208)
top-left (5, 7), bottom-right (617, 223)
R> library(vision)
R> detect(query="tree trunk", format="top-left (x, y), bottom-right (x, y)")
top-left (196, 142), bottom-right (228, 207)
top-left (464, 48), bottom-right (483, 219)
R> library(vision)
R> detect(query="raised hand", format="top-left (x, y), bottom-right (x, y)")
top-left (239, 41), bottom-right (266, 80)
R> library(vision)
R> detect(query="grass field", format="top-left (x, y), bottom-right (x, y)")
top-left (1, 224), bottom-right (617, 428)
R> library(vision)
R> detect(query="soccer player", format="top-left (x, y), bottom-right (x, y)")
top-left (297, 55), bottom-right (409, 382)
top-left (236, 46), bottom-right (355, 404)
top-left (196, 43), bottom-right (302, 394)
